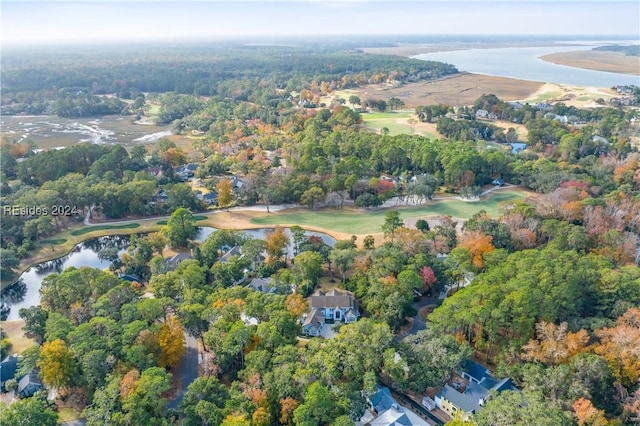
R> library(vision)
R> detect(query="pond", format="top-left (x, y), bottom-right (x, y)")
top-left (2, 227), bottom-right (335, 320)
top-left (2, 236), bottom-right (130, 321)
top-left (510, 142), bottom-right (527, 153)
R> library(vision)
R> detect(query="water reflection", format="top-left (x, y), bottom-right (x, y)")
top-left (509, 143), bottom-right (527, 154)
top-left (3, 237), bottom-right (130, 321)
top-left (3, 229), bottom-right (335, 320)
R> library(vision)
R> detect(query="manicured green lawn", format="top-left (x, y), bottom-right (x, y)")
top-left (251, 190), bottom-right (529, 234)
top-left (363, 111), bottom-right (413, 120)
top-left (39, 239), bottom-right (67, 245)
top-left (527, 91), bottom-right (561, 103)
top-left (157, 215), bottom-right (206, 225)
top-left (361, 110), bottom-right (413, 135)
top-left (70, 223), bottom-right (140, 236)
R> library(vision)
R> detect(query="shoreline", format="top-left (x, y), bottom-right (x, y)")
top-left (360, 41), bottom-right (576, 57)
top-left (540, 50), bottom-right (640, 76)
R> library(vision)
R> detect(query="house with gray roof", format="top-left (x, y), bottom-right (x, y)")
top-left (363, 385), bottom-right (430, 426)
top-left (246, 277), bottom-right (276, 294)
top-left (0, 355), bottom-right (18, 391)
top-left (301, 308), bottom-right (325, 337)
top-left (219, 245), bottom-right (243, 263)
top-left (302, 289), bottom-right (360, 336)
top-left (165, 252), bottom-right (192, 270)
top-left (18, 370), bottom-right (44, 398)
top-left (203, 191), bottom-right (218, 205)
top-left (176, 163), bottom-right (198, 180)
top-left (308, 288), bottom-right (359, 323)
top-left (435, 361), bottom-right (517, 420)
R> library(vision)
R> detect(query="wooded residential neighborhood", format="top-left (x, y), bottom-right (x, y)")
top-left (1, 3), bottom-right (640, 424)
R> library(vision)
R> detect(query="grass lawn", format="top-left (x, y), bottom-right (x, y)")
top-left (2, 321), bottom-right (34, 355)
top-left (58, 407), bottom-right (83, 422)
top-left (361, 110), bottom-right (437, 138)
top-left (361, 110), bottom-right (415, 136)
top-left (251, 189), bottom-right (530, 234)
top-left (39, 239), bottom-right (67, 245)
top-left (70, 223), bottom-right (141, 236)
top-left (147, 103), bottom-right (161, 120)
top-left (527, 91), bottom-right (562, 103)
top-left (157, 215), bottom-right (206, 225)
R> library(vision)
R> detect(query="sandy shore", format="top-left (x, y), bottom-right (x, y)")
top-left (523, 82), bottom-right (618, 108)
top-left (540, 50), bottom-right (640, 76)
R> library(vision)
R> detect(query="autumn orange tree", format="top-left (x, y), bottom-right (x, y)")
top-left (573, 397), bottom-right (610, 426)
top-left (593, 307), bottom-right (640, 388)
top-left (265, 226), bottom-right (289, 264)
top-left (459, 230), bottom-right (495, 269)
top-left (216, 178), bottom-right (233, 210)
top-left (38, 339), bottom-right (77, 392)
top-left (522, 321), bottom-right (589, 365)
top-left (158, 315), bottom-right (186, 368)
top-left (285, 293), bottom-right (308, 318)
top-left (279, 397), bottom-right (300, 425)
top-left (119, 369), bottom-right (140, 398)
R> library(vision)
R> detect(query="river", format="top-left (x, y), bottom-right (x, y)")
top-left (414, 44), bottom-right (640, 87)
top-left (2, 227), bottom-right (336, 320)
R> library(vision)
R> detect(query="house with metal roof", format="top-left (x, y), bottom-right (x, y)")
top-left (435, 361), bottom-right (517, 420)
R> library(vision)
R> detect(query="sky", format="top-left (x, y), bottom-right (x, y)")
top-left (1, 0), bottom-right (639, 46)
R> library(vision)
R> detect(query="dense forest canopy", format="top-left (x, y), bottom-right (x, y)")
top-left (1, 44), bottom-right (456, 116)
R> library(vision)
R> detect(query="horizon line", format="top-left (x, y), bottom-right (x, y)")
top-left (3, 34), bottom-right (638, 48)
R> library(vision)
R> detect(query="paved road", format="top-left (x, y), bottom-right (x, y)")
top-left (167, 333), bottom-right (199, 410)
top-left (84, 203), bottom-right (299, 226)
top-left (396, 295), bottom-right (439, 340)
top-left (62, 419), bottom-right (86, 426)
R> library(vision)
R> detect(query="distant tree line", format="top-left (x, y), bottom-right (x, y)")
top-left (593, 44), bottom-right (640, 56)
top-left (1, 46), bottom-right (457, 117)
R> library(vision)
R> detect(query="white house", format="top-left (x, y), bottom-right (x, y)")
top-left (301, 309), bottom-right (325, 337)
top-left (309, 288), bottom-right (359, 323)
top-left (302, 289), bottom-right (360, 336)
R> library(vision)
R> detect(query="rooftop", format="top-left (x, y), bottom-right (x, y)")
top-left (309, 289), bottom-right (358, 310)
